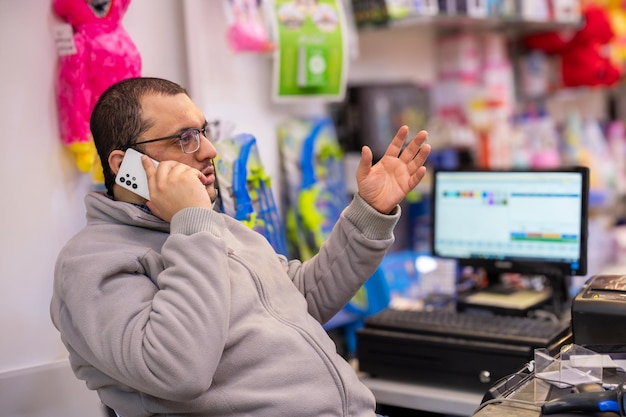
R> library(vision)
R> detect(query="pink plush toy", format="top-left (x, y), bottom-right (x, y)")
top-left (53, 0), bottom-right (141, 180)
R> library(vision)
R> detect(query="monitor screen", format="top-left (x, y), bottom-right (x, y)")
top-left (430, 167), bottom-right (589, 278)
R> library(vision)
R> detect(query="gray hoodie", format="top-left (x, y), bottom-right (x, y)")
top-left (50, 191), bottom-right (399, 416)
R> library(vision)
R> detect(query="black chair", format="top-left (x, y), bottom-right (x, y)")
top-left (104, 406), bottom-right (118, 417)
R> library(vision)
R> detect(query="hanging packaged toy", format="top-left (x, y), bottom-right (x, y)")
top-left (224, 0), bottom-right (275, 53)
top-left (277, 116), bottom-right (349, 260)
top-left (214, 133), bottom-right (288, 256)
top-left (277, 116), bottom-right (390, 354)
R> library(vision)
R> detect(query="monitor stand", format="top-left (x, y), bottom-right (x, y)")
top-left (456, 270), bottom-right (564, 317)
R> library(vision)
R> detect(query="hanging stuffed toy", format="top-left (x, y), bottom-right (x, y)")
top-left (225, 0), bottom-right (275, 53)
top-left (523, 3), bottom-right (621, 88)
top-left (53, 0), bottom-right (141, 181)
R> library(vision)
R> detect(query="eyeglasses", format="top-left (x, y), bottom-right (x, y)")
top-left (132, 120), bottom-right (220, 154)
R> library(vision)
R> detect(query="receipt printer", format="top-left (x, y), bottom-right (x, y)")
top-left (572, 275), bottom-right (626, 345)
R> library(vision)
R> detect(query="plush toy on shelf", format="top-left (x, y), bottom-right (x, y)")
top-left (52, 0), bottom-right (141, 181)
top-left (523, 2), bottom-right (621, 88)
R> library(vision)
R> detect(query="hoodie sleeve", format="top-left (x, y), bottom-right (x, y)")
top-left (285, 193), bottom-right (400, 323)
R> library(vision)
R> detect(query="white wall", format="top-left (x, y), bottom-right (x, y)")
top-left (0, 0), bottom-right (433, 415)
top-left (0, 0), bottom-right (85, 374)
top-left (183, 0), bottom-right (434, 202)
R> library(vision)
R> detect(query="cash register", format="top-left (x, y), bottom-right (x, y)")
top-left (470, 274), bottom-right (626, 417)
top-left (357, 167), bottom-right (590, 390)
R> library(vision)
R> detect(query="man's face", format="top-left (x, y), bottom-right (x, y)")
top-left (137, 92), bottom-right (218, 202)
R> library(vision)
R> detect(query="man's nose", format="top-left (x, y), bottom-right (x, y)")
top-left (197, 135), bottom-right (217, 160)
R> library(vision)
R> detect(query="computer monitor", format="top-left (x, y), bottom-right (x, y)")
top-left (430, 167), bottom-right (589, 283)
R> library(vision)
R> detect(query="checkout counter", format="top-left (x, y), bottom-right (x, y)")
top-left (358, 275), bottom-right (626, 416)
top-left (360, 346), bottom-right (626, 417)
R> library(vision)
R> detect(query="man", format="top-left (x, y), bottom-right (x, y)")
top-left (50, 77), bottom-right (431, 417)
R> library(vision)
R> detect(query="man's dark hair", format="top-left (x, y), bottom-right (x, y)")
top-left (90, 77), bottom-right (188, 195)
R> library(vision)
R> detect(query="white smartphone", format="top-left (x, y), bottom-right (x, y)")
top-left (115, 148), bottom-right (159, 200)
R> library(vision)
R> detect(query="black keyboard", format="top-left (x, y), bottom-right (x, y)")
top-left (364, 308), bottom-right (571, 347)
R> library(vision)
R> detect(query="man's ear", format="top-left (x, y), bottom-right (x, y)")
top-left (109, 150), bottom-right (126, 176)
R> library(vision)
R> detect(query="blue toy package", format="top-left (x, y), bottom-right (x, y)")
top-left (278, 116), bottom-right (391, 355)
top-left (277, 116), bottom-right (350, 260)
top-left (214, 133), bottom-right (288, 256)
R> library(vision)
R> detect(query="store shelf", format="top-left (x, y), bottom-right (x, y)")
top-left (359, 14), bottom-right (583, 37)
